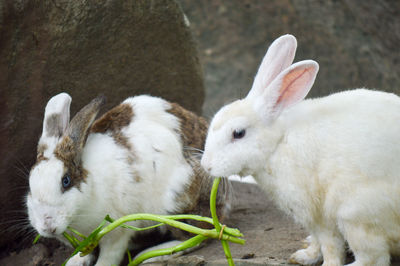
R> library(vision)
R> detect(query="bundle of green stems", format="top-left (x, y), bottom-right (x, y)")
top-left (44, 177), bottom-right (245, 266)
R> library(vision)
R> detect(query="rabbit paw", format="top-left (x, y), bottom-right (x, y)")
top-left (289, 247), bottom-right (322, 265)
top-left (66, 253), bottom-right (94, 266)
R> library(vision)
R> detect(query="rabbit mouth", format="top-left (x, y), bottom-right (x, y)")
top-left (35, 224), bottom-right (60, 238)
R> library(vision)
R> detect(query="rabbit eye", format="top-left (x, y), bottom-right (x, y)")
top-left (233, 129), bottom-right (246, 139)
top-left (62, 174), bottom-right (72, 189)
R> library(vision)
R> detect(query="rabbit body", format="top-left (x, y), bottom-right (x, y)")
top-left (260, 89), bottom-right (400, 265)
top-left (201, 35), bottom-right (400, 265)
top-left (28, 94), bottom-right (230, 266)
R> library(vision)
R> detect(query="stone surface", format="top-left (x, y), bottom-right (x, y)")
top-left (0, 0), bottom-right (204, 251)
top-left (177, 0), bottom-right (400, 117)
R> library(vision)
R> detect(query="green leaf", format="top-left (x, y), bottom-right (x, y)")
top-left (33, 234), bottom-right (41, 244)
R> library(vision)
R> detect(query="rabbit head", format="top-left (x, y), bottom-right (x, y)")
top-left (201, 35), bottom-right (319, 178)
top-left (27, 93), bottom-right (104, 237)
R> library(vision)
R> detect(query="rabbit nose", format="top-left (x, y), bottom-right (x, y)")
top-left (44, 216), bottom-right (56, 234)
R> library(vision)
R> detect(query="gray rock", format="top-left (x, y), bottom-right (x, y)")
top-left (0, 0), bottom-right (204, 250)
top-left (177, 0), bottom-right (400, 117)
top-left (167, 255), bottom-right (205, 265)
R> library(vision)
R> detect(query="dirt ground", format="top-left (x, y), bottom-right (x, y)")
top-left (2, 181), bottom-right (400, 265)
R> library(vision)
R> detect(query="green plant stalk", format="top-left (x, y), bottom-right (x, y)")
top-left (94, 214), bottom-right (244, 246)
top-left (126, 249), bottom-right (132, 263)
top-left (130, 234), bottom-right (207, 266)
top-left (33, 234), bottom-right (41, 244)
top-left (61, 212), bottom-right (244, 265)
top-left (67, 226), bottom-right (86, 239)
top-left (63, 219), bottom-right (109, 265)
top-left (210, 177), bottom-right (234, 266)
top-left (105, 215), bottom-right (165, 232)
top-left (105, 214), bottom-right (241, 237)
top-left (60, 176), bottom-right (244, 266)
top-left (163, 215), bottom-right (243, 237)
top-left (63, 232), bottom-right (79, 248)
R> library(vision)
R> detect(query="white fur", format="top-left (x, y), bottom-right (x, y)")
top-left (202, 35), bottom-right (400, 265)
top-left (27, 95), bottom-right (195, 266)
top-left (38, 93), bottom-right (71, 157)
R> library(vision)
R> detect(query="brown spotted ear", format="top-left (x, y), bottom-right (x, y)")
top-left (63, 95), bottom-right (106, 164)
top-left (36, 93), bottom-right (72, 160)
top-left (42, 93), bottom-right (72, 139)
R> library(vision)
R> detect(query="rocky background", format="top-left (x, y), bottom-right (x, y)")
top-left (0, 0), bottom-right (204, 254)
top-left (1, 0), bottom-right (400, 265)
top-left (178, 0), bottom-right (400, 117)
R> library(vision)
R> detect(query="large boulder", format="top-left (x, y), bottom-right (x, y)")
top-left (0, 0), bottom-right (204, 251)
top-left (178, 0), bottom-right (400, 116)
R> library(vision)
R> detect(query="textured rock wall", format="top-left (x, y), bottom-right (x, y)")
top-left (0, 0), bottom-right (204, 250)
top-left (178, 0), bottom-right (400, 117)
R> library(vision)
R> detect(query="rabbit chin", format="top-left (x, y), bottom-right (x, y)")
top-left (30, 214), bottom-right (69, 238)
top-left (205, 160), bottom-right (244, 178)
top-left (27, 196), bottom-right (70, 238)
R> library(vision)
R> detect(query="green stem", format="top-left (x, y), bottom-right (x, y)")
top-left (63, 232), bottom-right (79, 248)
top-left (210, 178), bottom-right (222, 232)
top-left (163, 214), bottom-right (243, 237)
top-left (33, 234), bottom-right (41, 244)
top-left (105, 215), bottom-right (165, 232)
top-left (95, 214), bottom-right (244, 245)
top-left (130, 235), bottom-right (207, 266)
top-left (67, 226), bottom-right (86, 239)
top-left (126, 249), bottom-right (132, 263)
top-left (210, 177), bottom-right (235, 266)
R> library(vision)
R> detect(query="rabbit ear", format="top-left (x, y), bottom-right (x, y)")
top-left (253, 60), bottom-right (319, 121)
top-left (247, 34), bottom-right (297, 99)
top-left (64, 96), bottom-right (106, 160)
top-left (42, 93), bottom-right (72, 139)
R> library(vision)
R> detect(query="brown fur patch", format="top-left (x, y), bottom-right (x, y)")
top-left (54, 136), bottom-right (88, 190)
top-left (91, 103), bottom-right (139, 182)
top-left (166, 103), bottom-right (232, 240)
top-left (36, 143), bottom-right (48, 161)
top-left (167, 102), bottom-right (209, 151)
top-left (91, 103), bottom-right (134, 151)
top-left (170, 163), bottom-right (232, 240)
top-left (45, 114), bottom-right (64, 137)
top-left (32, 143), bottom-right (49, 168)
top-left (91, 103), bottom-right (133, 133)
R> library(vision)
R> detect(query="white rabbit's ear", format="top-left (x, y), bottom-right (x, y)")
top-left (42, 93), bottom-right (72, 138)
top-left (247, 34), bottom-right (297, 99)
top-left (253, 60), bottom-right (319, 121)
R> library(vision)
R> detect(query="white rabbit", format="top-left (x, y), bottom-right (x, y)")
top-left (27, 93), bottom-right (231, 266)
top-left (201, 34), bottom-right (400, 266)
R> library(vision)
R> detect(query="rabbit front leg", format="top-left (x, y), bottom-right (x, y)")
top-left (289, 235), bottom-right (323, 265)
top-left (342, 222), bottom-right (390, 266)
top-left (317, 230), bottom-right (345, 266)
top-left (95, 230), bottom-right (132, 266)
top-left (291, 226), bottom-right (345, 266)
top-left (66, 253), bottom-right (95, 266)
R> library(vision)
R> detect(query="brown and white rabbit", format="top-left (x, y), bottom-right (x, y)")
top-left (27, 93), bottom-right (231, 266)
top-left (201, 34), bottom-right (400, 265)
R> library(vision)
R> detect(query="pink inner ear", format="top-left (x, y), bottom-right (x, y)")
top-left (275, 67), bottom-right (313, 108)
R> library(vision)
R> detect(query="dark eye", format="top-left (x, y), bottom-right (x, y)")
top-left (233, 129), bottom-right (246, 139)
top-left (62, 174), bottom-right (71, 189)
